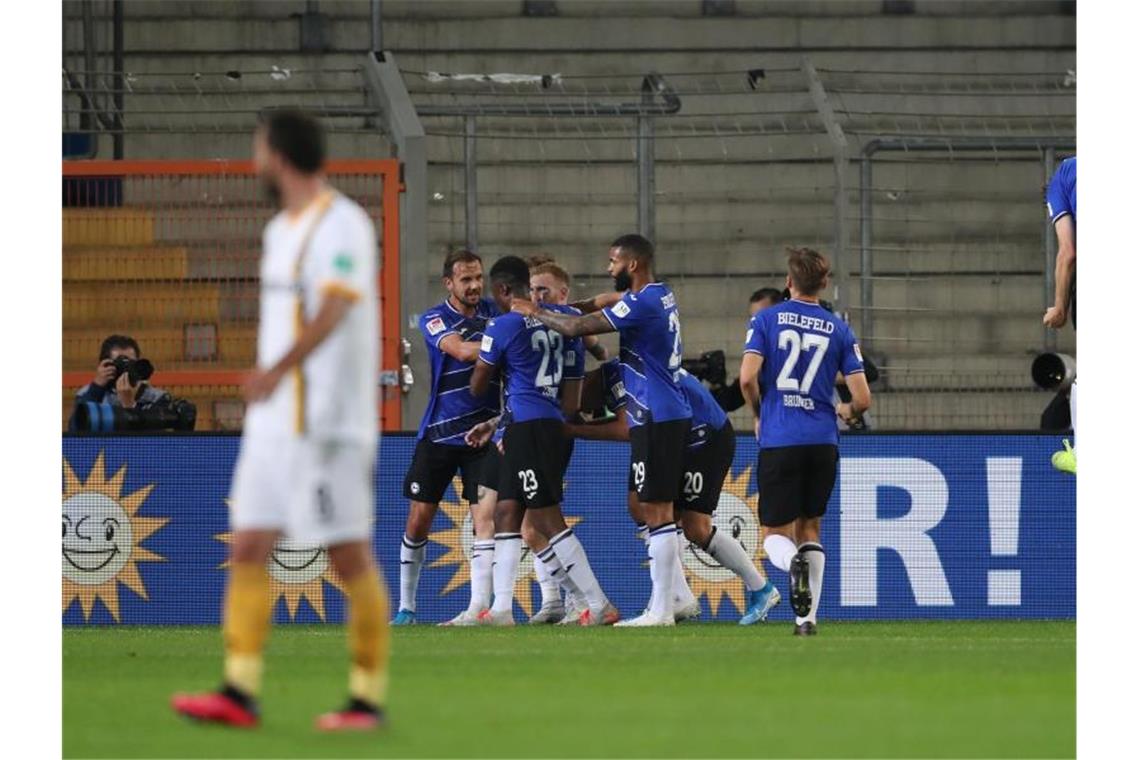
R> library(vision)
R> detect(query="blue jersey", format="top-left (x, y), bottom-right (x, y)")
top-left (744, 299), bottom-right (864, 449)
top-left (1046, 156), bottom-right (1076, 230)
top-left (600, 283), bottom-right (691, 427)
top-left (601, 360), bottom-right (725, 448)
top-left (416, 297), bottom-right (501, 445)
top-left (479, 303), bottom-right (585, 424)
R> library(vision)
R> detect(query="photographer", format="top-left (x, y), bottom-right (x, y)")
top-left (68, 335), bottom-right (169, 431)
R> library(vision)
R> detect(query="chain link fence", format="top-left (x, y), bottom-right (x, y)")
top-left (405, 60), bottom-right (1075, 431)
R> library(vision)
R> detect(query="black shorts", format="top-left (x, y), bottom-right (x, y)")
top-left (676, 422), bottom-right (736, 514)
top-left (498, 419), bottom-right (568, 509)
top-left (629, 418), bottom-right (691, 504)
top-left (403, 438), bottom-right (493, 504)
top-left (757, 444), bottom-right (838, 527)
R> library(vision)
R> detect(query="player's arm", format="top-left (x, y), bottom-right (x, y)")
top-left (245, 292), bottom-right (356, 402)
top-left (583, 334), bottom-right (609, 361)
top-left (471, 318), bottom-right (509, 398)
top-left (740, 352), bottom-right (763, 436)
top-left (570, 291), bottom-right (624, 315)
top-left (836, 371), bottom-right (872, 426)
top-left (469, 359), bottom-right (496, 398)
top-left (438, 333), bottom-right (482, 363)
top-left (565, 412), bottom-right (630, 442)
top-left (560, 378), bottom-right (583, 420)
top-left (513, 299), bottom-right (616, 338)
top-left (465, 415), bottom-right (502, 448)
top-left (1044, 215), bottom-right (1076, 329)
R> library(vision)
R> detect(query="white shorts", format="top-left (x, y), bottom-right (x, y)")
top-left (230, 435), bottom-right (375, 546)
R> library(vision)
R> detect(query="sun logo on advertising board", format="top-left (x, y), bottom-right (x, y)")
top-left (428, 478), bottom-right (581, 617)
top-left (62, 452), bottom-right (167, 622)
top-left (216, 504), bottom-right (346, 621)
top-left (681, 466), bottom-right (766, 617)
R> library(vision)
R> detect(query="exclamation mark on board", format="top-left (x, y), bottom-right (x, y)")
top-left (986, 457), bottom-right (1022, 606)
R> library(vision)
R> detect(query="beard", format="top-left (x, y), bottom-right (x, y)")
top-left (260, 176), bottom-right (282, 206)
top-left (613, 269), bottom-right (633, 292)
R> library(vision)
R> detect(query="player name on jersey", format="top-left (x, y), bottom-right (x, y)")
top-left (776, 310), bottom-right (836, 334)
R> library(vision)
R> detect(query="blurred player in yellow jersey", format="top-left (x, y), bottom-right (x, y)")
top-left (172, 109), bottom-right (389, 731)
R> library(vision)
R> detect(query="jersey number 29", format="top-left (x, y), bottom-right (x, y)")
top-left (775, 329), bottom-right (830, 393)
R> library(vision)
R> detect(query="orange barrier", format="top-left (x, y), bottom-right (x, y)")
top-left (63, 159), bottom-right (402, 431)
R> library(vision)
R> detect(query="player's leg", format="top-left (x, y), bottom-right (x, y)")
top-left (483, 495), bottom-right (523, 626)
top-left (172, 439), bottom-right (287, 727)
top-left (321, 540), bottom-right (389, 731)
top-left (789, 445), bottom-right (838, 636)
top-left (288, 439), bottom-right (389, 730)
top-left (522, 513), bottom-right (565, 624)
top-left (441, 446), bottom-right (497, 626)
top-left (617, 420), bottom-right (689, 627)
top-left (397, 439), bottom-right (459, 623)
top-left (522, 420), bottom-right (616, 625)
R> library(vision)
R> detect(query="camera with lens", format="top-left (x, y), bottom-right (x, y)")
top-left (110, 355), bottom-right (155, 386)
top-left (73, 392), bottom-right (197, 433)
top-left (681, 349), bottom-right (727, 388)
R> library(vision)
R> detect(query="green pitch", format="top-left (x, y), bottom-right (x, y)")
top-left (64, 621), bottom-right (1074, 759)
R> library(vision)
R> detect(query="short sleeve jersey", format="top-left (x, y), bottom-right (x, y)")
top-left (243, 190), bottom-right (379, 444)
top-left (1045, 156), bottom-right (1076, 231)
top-left (479, 303), bottom-right (585, 423)
top-left (743, 299), bottom-right (864, 449)
top-left (601, 360), bottom-right (724, 448)
top-left (600, 283), bottom-right (691, 427)
top-left (416, 297), bottom-right (501, 445)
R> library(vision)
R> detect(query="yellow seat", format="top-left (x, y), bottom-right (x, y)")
top-left (63, 246), bottom-right (190, 281)
top-left (63, 325), bottom-right (257, 369)
top-left (63, 208), bottom-right (155, 247)
top-left (63, 283), bottom-right (221, 327)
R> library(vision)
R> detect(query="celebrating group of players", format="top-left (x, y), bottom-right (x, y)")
top-left (394, 235), bottom-right (871, 634)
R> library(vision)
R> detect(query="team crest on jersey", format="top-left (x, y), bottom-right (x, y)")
top-left (612, 301), bottom-right (631, 318)
top-left (426, 316), bottom-right (446, 337)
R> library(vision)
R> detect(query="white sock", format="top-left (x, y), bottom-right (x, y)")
top-left (673, 526), bottom-right (697, 605)
top-left (647, 523), bottom-right (677, 619)
top-left (1069, 380), bottom-right (1076, 447)
top-left (797, 542), bottom-right (825, 625)
top-left (467, 539), bottom-right (494, 613)
top-left (532, 545), bottom-right (562, 607)
top-left (763, 533), bottom-right (797, 573)
top-left (549, 529), bottom-right (607, 614)
top-left (491, 533), bottom-right (522, 614)
top-left (706, 526), bottom-right (767, 591)
top-left (399, 534), bottom-right (427, 612)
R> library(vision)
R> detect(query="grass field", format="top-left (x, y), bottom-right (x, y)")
top-left (64, 621), bottom-right (1074, 758)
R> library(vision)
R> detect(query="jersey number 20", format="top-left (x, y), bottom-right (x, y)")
top-left (775, 329), bottom-right (830, 393)
top-left (531, 329), bottom-right (565, 387)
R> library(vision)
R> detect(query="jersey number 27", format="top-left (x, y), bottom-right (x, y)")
top-left (775, 329), bottom-right (830, 393)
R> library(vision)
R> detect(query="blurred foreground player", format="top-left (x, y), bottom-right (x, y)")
top-left (1044, 156), bottom-right (1077, 474)
top-left (172, 110), bottom-right (389, 730)
top-left (740, 248), bottom-right (871, 636)
top-left (396, 250), bottom-right (501, 625)
top-left (471, 257), bottom-right (617, 626)
top-left (514, 234), bottom-right (692, 626)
